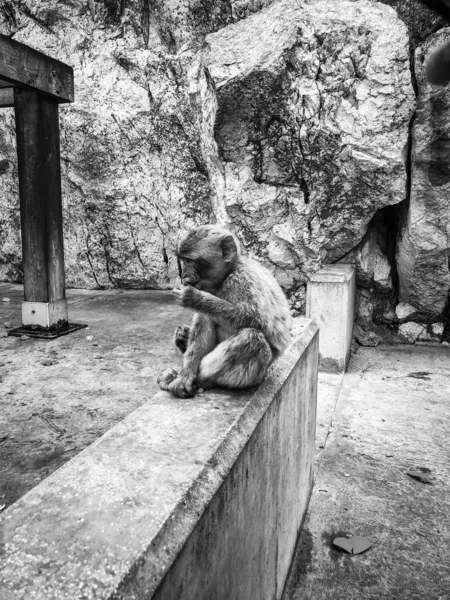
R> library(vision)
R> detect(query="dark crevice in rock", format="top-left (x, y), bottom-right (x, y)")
top-left (191, 153), bottom-right (209, 179)
top-left (104, 0), bottom-right (126, 25)
top-left (126, 207), bottom-right (147, 272)
top-left (299, 178), bottom-right (310, 204)
top-left (405, 108), bottom-right (416, 206)
top-left (377, 203), bottom-right (403, 309)
top-left (409, 49), bottom-right (419, 96)
top-left (351, 113), bottom-right (416, 334)
top-left (100, 236), bottom-right (115, 287)
top-left (19, 5), bottom-right (56, 34)
top-left (393, 109), bottom-right (417, 307)
top-left (337, 199), bottom-right (407, 338)
top-left (154, 216), bottom-right (170, 273)
top-left (85, 235), bottom-right (102, 289)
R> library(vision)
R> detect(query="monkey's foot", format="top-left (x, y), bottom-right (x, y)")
top-left (157, 367), bottom-right (178, 391)
top-left (168, 373), bottom-right (197, 399)
top-left (174, 324), bottom-right (190, 354)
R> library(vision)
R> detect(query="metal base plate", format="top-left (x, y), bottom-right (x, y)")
top-left (7, 323), bottom-right (88, 339)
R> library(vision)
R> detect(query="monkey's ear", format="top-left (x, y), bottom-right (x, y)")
top-left (220, 234), bottom-right (238, 262)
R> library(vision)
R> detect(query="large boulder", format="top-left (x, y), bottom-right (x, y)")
top-left (0, 0), bottom-right (415, 306)
top-left (397, 28), bottom-right (450, 319)
top-left (206, 0), bottom-right (415, 308)
top-left (0, 0), bottom-right (266, 289)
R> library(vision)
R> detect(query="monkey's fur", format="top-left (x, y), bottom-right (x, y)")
top-left (157, 225), bottom-right (292, 398)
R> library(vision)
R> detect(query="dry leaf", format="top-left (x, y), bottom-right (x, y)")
top-left (333, 535), bottom-right (372, 555)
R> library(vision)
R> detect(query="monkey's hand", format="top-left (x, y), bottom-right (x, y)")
top-left (175, 287), bottom-right (255, 330)
top-left (172, 285), bottom-right (202, 309)
top-left (168, 370), bottom-right (197, 399)
top-left (172, 287), bottom-right (183, 301)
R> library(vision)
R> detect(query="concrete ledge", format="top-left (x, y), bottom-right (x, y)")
top-left (0, 319), bottom-right (318, 600)
top-left (306, 264), bottom-right (355, 372)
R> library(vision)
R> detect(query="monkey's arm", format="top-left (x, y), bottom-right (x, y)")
top-left (180, 286), bottom-right (259, 329)
top-left (169, 313), bottom-right (216, 398)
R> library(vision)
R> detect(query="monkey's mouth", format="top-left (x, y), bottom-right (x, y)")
top-left (182, 278), bottom-right (201, 288)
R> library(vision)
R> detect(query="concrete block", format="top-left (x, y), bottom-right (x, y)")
top-left (0, 319), bottom-right (318, 600)
top-left (306, 264), bottom-right (355, 372)
top-left (21, 298), bottom-right (68, 328)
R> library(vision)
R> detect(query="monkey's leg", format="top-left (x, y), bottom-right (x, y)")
top-left (167, 314), bottom-right (217, 398)
top-left (157, 326), bottom-right (191, 390)
top-left (174, 324), bottom-right (191, 354)
top-left (197, 328), bottom-right (273, 390)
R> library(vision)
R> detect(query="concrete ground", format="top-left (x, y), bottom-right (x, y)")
top-left (0, 282), bottom-right (192, 509)
top-left (2, 282), bottom-right (450, 599)
top-left (283, 344), bottom-right (450, 600)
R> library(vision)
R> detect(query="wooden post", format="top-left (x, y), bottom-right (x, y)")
top-left (40, 96), bottom-right (66, 303)
top-left (14, 88), bottom-right (68, 329)
top-left (14, 88), bottom-right (48, 303)
top-left (0, 35), bottom-right (82, 336)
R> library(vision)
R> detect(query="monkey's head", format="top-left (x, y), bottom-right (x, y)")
top-left (177, 225), bottom-right (240, 292)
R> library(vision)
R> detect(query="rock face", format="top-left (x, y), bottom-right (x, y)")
top-left (397, 28), bottom-right (450, 320)
top-left (207, 0), bottom-right (414, 308)
top-left (0, 0), bottom-right (416, 321)
top-left (0, 0), bottom-right (227, 289)
top-left (338, 208), bottom-right (397, 330)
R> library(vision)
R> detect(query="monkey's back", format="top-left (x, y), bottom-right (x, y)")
top-left (220, 256), bottom-right (292, 354)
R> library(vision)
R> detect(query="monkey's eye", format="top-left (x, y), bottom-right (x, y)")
top-left (179, 256), bottom-right (194, 266)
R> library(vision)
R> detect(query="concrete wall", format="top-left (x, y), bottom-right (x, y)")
top-left (307, 265), bottom-right (356, 372)
top-left (0, 319), bottom-right (318, 600)
top-left (148, 324), bottom-right (318, 600)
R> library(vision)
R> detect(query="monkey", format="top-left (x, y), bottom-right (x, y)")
top-left (157, 225), bottom-right (292, 398)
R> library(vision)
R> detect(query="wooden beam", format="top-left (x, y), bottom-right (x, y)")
top-left (0, 78), bottom-right (12, 88)
top-left (0, 34), bottom-right (74, 103)
top-left (0, 88), bottom-right (14, 107)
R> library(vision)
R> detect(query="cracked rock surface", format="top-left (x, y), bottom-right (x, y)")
top-left (397, 27), bottom-right (450, 319)
top-left (0, 0), bottom-right (431, 326)
top-left (207, 0), bottom-right (415, 310)
top-left (0, 0), bottom-right (220, 289)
